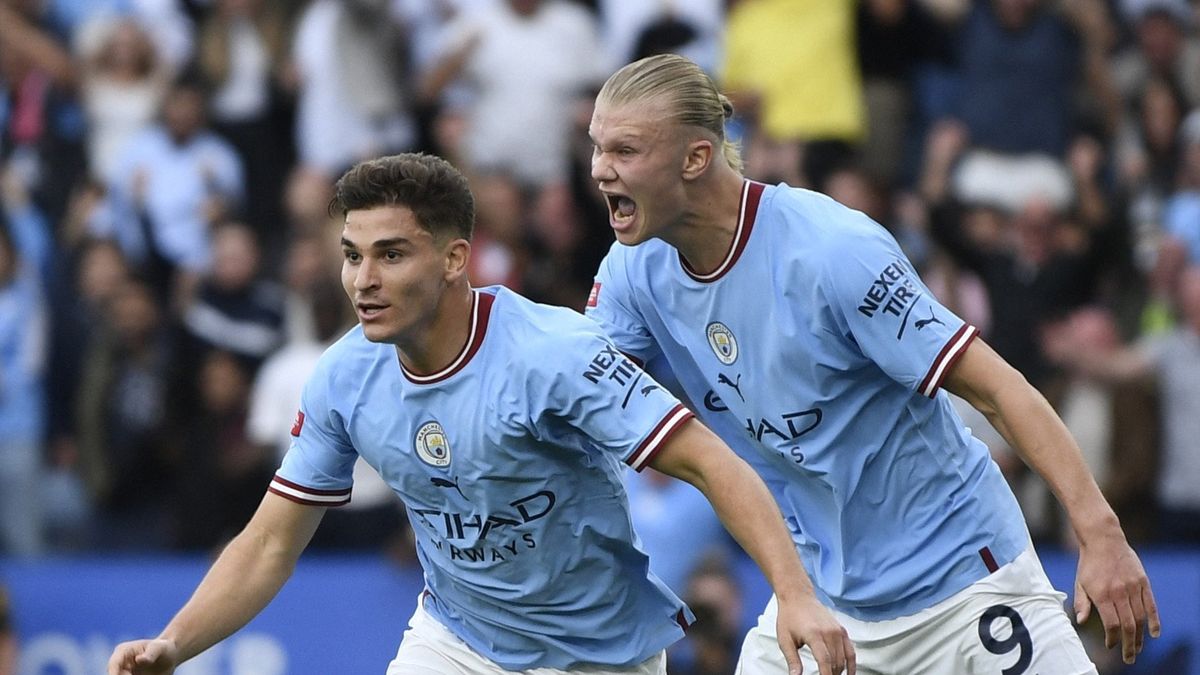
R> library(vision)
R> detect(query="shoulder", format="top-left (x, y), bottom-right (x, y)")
top-left (760, 184), bottom-right (892, 257)
top-left (485, 286), bottom-right (611, 362)
top-left (307, 325), bottom-right (380, 393)
top-left (596, 237), bottom-right (676, 285)
top-left (487, 286), bottom-right (604, 343)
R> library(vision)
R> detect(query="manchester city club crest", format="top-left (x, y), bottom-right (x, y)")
top-left (706, 321), bottom-right (738, 365)
top-left (415, 421), bottom-right (452, 467)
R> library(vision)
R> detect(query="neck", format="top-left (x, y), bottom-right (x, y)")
top-left (668, 168), bottom-right (746, 275)
top-left (396, 283), bottom-right (474, 375)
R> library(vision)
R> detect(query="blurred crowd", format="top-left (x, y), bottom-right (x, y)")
top-left (0, 0), bottom-right (1198, 669)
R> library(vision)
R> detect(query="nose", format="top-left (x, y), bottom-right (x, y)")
top-left (353, 257), bottom-right (379, 292)
top-left (591, 148), bottom-right (615, 184)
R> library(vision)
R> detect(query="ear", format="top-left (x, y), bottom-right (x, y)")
top-left (443, 238), bottom-right (471, 282)
top-left (681, 139), bottom-right (714, 181)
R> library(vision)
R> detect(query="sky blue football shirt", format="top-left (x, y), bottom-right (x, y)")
top-left (587, 181), bottom-right (1029, 621)
top-left (273, 286), bottom-right (695, 669)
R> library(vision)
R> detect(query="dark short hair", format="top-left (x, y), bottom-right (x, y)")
top-left (332, 153), bottom-right (475, 242)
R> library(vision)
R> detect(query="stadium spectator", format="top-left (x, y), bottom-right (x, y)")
top-left (596, 0), bottom-right (724, 74)
top-left (855, 0), bottom-right (955, 186)
top-left (177, 220), bottom-right (285, 374)
top-left (45, 0), bottom-right (195, 73)
top-left (1046, 266), bottom-right (1200, 545)
top-left (674, 557), bottom-right (744, 675)
top-left (920, 120), bottom-right (1109, 393)
top-left (172, 349), bottom-right (271, 551)
top-left (1163, 109), bottom-right (1200, 263)
top-left (465, 171), bottom-right (528, 292)
top-left (1110, 0), bottom-right (1200, 110)
top-left (43, 237), bottom-right (131, 548)
top-left (196, 0), bottom-right (294, 245)
top-left (102, 74), bottom-right (244, 301)
top-left (949, 0), bottom-right (1099, 157)
top-left (721, 0), bottom-right (865, 186)
top-left (1114, 76), bottom-right (1191, 266)
top-left (0, 168), bottom-right (51, 556)
top-left (291, 0), bottom-right (416, 177)
top-left (76, 278), bottom-right (179, 550)
top-left (0, 0), bottom-right (89, 226)
top-left (420, 0), bottom-right (608, 189)
top-left (76, 17), bottom-right (171, 183)
top-left (107, 152), bottom-right (851, 675)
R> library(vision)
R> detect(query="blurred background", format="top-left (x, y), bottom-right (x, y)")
top-left (0, 0), bottom-right (1197, 673)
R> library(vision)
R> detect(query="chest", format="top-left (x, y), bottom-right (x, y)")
top-left (641, 264), bottom-right (868, 461)
top-left (343, 372), bottom-right (551, 511)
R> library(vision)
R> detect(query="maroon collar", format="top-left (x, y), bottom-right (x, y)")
top-left (679, 180), bottom-right (765, 283)
top-left (400, 290), bottom-right (495, 385)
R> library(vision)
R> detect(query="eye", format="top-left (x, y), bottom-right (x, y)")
top-left (343, 250), bottom-right (361, 263)
top-left (618, 146), bottom-right (635, 156)
top-left (385, 249), bottom-right (403, 261)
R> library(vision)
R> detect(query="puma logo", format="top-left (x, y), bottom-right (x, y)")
top-left (915, 309), bottom-right (945, 331)
top-left (430, 476), bottom-right (467, 500)
top-left (717, 372), bottom-right (745, 402)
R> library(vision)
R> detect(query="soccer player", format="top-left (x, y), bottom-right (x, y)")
top-left (108, 153), bottom-right (854, 675)
top-left (584, 54), bottom-right (1160, 675)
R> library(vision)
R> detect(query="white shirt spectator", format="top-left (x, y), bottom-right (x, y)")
top-left (437, 1), bottom-right (607, 186)
top-left (293, 0), bottom-right (415, 174)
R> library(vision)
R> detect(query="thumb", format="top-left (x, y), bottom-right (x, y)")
top-left (1074, 579), bottom-right (1090, 625)
top-left (135, 641), bottom-right (164, 665)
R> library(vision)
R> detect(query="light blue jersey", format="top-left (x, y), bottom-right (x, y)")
top-left (273, 286), bottom-right (695, 670)
top-left (587, 181), bottom-right (1029, 622)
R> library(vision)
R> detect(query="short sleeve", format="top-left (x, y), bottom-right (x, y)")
top-left (820, 222), bottom-right (978, 397)
top-left (585, 245), bottom-right (663, 366)
top-left (525, 326), bottom-right (693, 473)
top-left (269, 366), bottom-right (358, 506)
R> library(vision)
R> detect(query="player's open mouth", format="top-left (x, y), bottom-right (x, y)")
top-left (357, 302), bottom-right (388, 320)
top-left (605, 193), bottom-right (638, 230)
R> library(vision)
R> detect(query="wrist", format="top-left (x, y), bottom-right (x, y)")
top-left (154, 633), bottom-right (185, 659)
top-left (1072, 509), bottom-right (1123, 547)
top-left (774, 581), bottom-right (819, 605)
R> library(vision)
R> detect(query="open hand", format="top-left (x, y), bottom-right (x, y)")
top-left (776, 594), bottom-right (856, 675)
top-left (1074, 533), bottom-right (1161, 664)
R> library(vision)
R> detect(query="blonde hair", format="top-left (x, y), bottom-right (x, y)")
top-left (598, 54), bottom-right (743, 172)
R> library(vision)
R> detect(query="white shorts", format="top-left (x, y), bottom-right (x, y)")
top-left (736, 545), bottom-right (1097, 675)
top-left (387, 597), bottom-right (668, 675)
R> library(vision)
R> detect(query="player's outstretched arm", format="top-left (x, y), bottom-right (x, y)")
top-left (943, 338), bottom-right (1161, 665)
top-left (107, 493), bottom-right (325, 675)
top-left (648, 419), bottom-right (855, 675)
